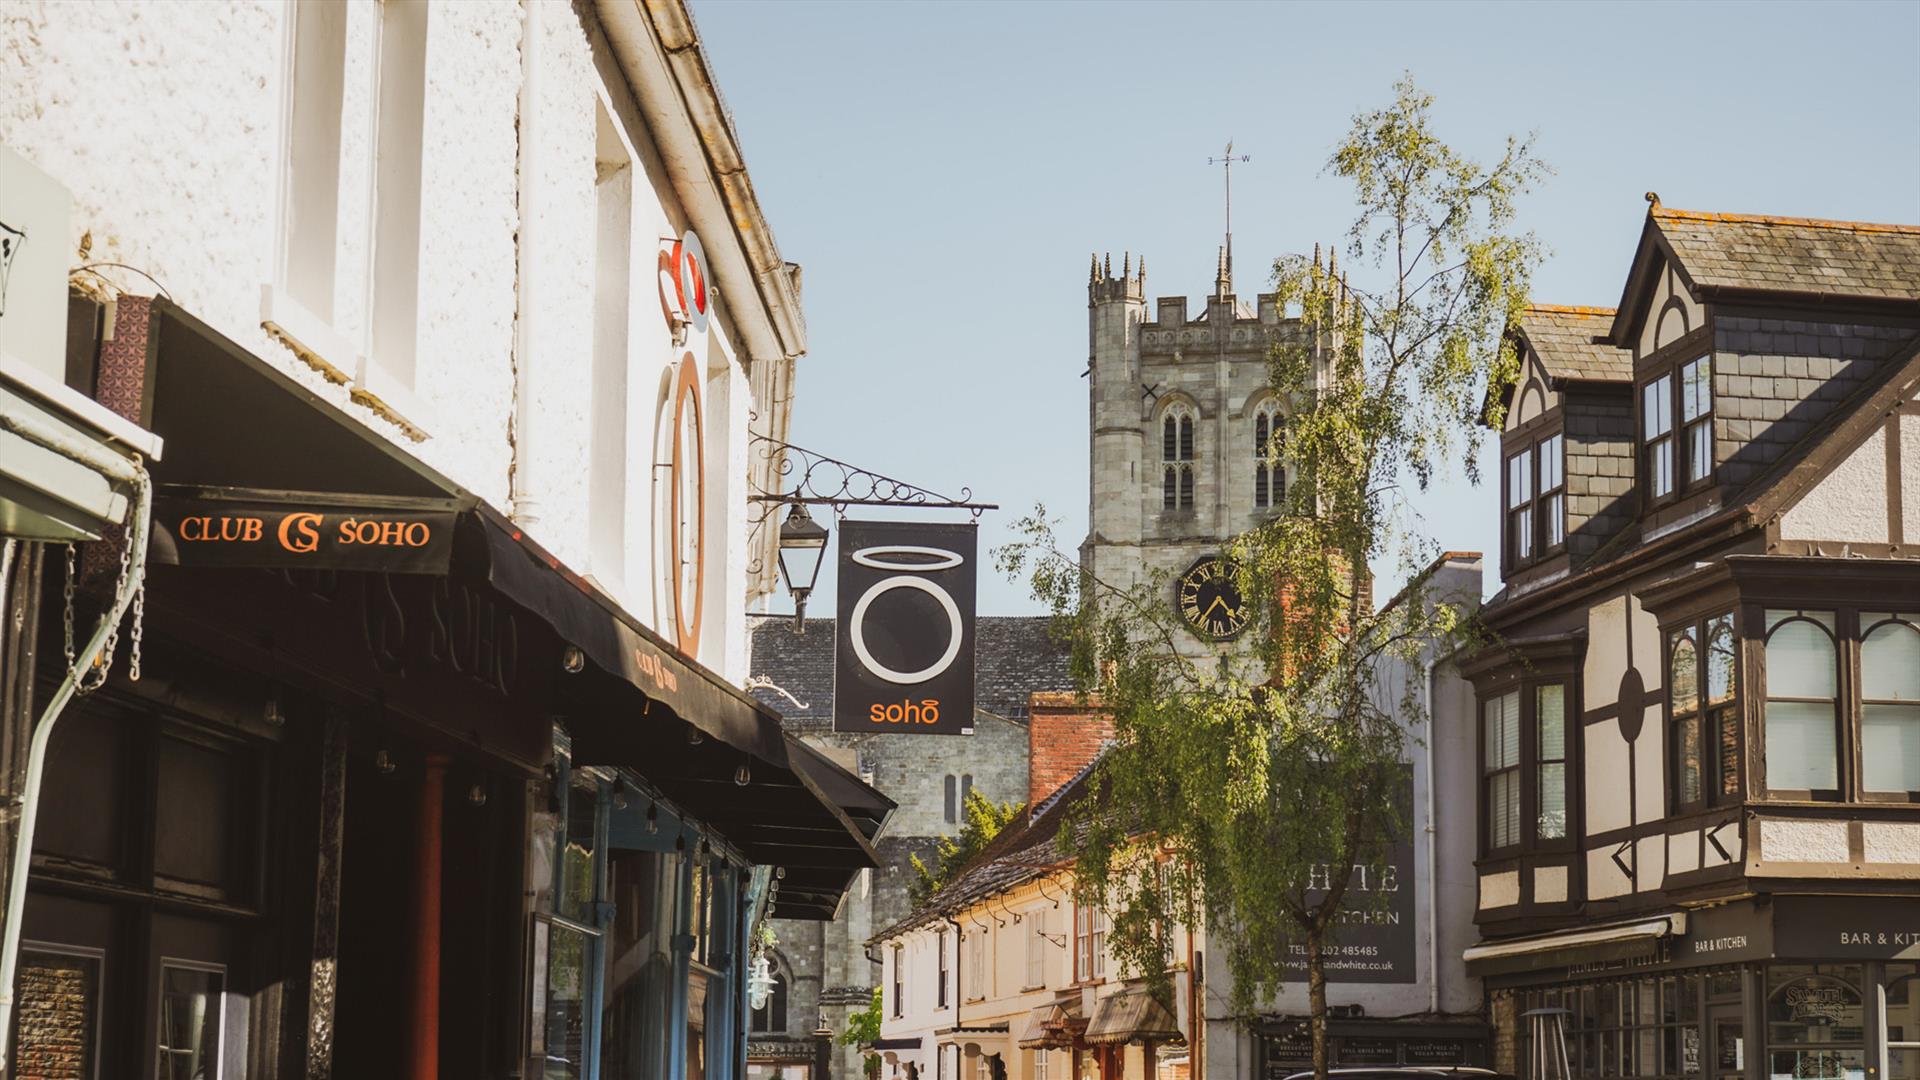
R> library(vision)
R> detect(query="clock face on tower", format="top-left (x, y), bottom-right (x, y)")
top-left (1176, 556), bottom-right (1250, 640)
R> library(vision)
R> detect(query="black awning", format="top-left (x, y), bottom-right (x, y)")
top-left (140, 301), bottom-right (882, 916)
top-left (463, 508), bottom-right (884, 918)
top-left (145, 300), bottom-right (462, 500)
top-left (872, 1038), bottom-right (923, 1051)
top-left (785, 733), bottom-right (894, 839)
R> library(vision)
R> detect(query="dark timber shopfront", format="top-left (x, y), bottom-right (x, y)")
top-left (3, 299), bottom-right (885, 1078)
top-left (1472, 898), bottom-right (1919, 1080)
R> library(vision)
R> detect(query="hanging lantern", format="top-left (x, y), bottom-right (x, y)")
top-left (748, 952), bottom-right (775, 1011)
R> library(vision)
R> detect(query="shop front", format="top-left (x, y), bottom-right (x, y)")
top-left (1474, 897), bottom-right (1919, 1080)
top-left (1253, 1020), bottom-right (1489, 1078)
top-left (5, 297), bottom-right (885, 1078)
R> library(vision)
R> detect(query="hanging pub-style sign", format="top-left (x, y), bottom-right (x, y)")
top-left (833, 519), bottom-right (977, 736)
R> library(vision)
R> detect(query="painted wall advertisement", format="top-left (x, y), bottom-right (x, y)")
top-left (833, 519), bottom-right (977, 736)
top-left (1278, 766), bottom-right (1418, 984)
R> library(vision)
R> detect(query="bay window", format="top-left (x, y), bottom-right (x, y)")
top-left (1668, 612), bottom-right (1740, 809)
top-left (1861, 614), bottom-right (1920, 796)
top-left (1763, 610), bottom-right (1839, 797)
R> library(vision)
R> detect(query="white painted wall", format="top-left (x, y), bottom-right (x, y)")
top-left (0, 0), bottom-right (786, 681)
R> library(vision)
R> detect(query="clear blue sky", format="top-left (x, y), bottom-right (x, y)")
top-left (693, 0), bottom-right (1920, 616)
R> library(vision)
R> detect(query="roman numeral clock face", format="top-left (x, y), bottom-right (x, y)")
top-left (1176, 556), bottom-right (1250, 640)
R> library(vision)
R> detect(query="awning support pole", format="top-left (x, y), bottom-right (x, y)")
top-left (0, 463), bottom-right (150, 1072)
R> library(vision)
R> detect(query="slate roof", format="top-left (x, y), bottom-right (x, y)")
top-left (1518, 305), bottom-right (1629, 383)
top-left (868, 750), bottom-right (1104, 944)
top-left (746, 614), bottom-right (1072, 725)
top-left (1653, 206), bottom-right (1920, 301)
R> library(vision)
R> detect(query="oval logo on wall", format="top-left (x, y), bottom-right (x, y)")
top-left (656, 229), bottom-right (710, 660)
top-left (658, 229), bottom-right (710, 341)
top-left (834, 521), bottom-right (977, 736)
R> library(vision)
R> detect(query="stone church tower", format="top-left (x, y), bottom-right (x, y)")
top-left (1081, 244), bottom-right (1337, 644)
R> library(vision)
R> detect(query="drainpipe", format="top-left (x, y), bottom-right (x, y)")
top-left (1422, 656), bottom-right (1441, 1015)
top-left (0, 419), bottom-right (151, 1070)
top-left (508, 0), bottom-right (542, 528)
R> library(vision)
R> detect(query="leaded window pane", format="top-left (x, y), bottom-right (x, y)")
top-left (1765, 701), bottom-right (1838, 791)
top-left (1508, 448), bottom-right (1532, 507)
top-left (1644, 377), bottom-right (1672, 437)
top-left (1862, 704), bottom-right (1920, 793)
top-left (1864, 620), bottom-right (1920, 700)
top-left (1705, 615), bottom-right (1736, 705)
top-left (1767, 618), bottom-right (1837, 698)
top-left (1669, 632), bottom-right (1698, 709)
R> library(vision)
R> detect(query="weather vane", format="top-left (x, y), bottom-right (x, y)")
top-left (1209, 140), bottom-right (1251, 249)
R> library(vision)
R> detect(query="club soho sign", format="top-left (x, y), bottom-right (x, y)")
top-left (833, 520), bottom-right (978, 736)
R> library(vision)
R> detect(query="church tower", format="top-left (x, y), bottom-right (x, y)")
top-left (1081, 246), bottom-right (1340, 649)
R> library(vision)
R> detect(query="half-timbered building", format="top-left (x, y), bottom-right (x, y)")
top-left (1461, 199), bottom-right (1920, 1080)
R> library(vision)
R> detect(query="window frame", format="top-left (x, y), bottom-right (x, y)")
top-left (1758, 609), bottom-right (1844, 803)
top-left (1500, 422), bottom-right (1567, 574)
top-left (1476, 676), bottom-right (1580, 860)
top-left (891, 942), bottom-right (905, 1017)
top-left (937, 929), bottom-right (950, 1009)
top-left (1025, 909), bottom-right (1047, 990)
top-left (1635, 330), bottom-right (1716, 510)
top-left (1663, 610), bottom-right (1743, 813)
top-left (1160, 401), bottom-right (1198, 512)
top-left (1253, 399), bottom-right (1286, 511)
top-left (1859, 613), bottom-right (1920, 801)
top-left (1073, 903), bottom-right (1097, 984)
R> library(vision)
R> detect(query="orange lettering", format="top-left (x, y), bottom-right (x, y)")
top-left (404, 522), bottom-right (430, 547)
top-left (379, 520), bottom-right (404, 546)
top-left (278, 512), bottom-right (322, 553)
top-left (240, 518), bottom-right (263, 543)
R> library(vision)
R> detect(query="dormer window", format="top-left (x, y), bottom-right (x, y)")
top-left (1642, 354), bottom-right (1713, 502)
top-left (1254, 401), bottom-right (1285, 509)
top-left (1161, 403), bottom-right (1196, 510)
top-left (1503, 431), bottom-right (1564, 571)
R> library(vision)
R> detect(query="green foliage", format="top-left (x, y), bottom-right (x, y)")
top-left (840, 987), bottom-right (884, 1080)
top-left (996, 74), bottom-right (1541, 1080)
top-left (908, 788), bottom-right (1022, 907)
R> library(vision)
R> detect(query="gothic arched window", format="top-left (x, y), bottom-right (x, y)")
top-left (1253, 400), bottom-right (1286, 510)
top-left (750, 958), bottom-right (788, 1033)
top-left (1161, 403), bottom-right (1196, 510)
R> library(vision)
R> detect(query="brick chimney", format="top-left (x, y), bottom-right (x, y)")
top-left (1026, 692), bottom-right (1114, 807)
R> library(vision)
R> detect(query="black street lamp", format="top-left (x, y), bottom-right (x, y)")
top-left (776, 502), bottom-right (829, 632)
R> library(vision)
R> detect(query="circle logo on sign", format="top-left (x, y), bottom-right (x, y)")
top-left (848, 546), bottom-right (965, 685)
top-left (675, 230), bottom-right (710, 338)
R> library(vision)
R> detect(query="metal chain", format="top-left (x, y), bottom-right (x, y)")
top-left (63, 516), bottom-right (144, 693)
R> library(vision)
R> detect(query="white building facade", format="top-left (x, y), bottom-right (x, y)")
top-left (1, 4), bottom-right (881, 1079)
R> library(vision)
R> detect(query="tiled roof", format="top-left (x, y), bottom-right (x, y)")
top-left (1519, 305), bottom-right (1630, 383)
top-left (747, 614), bottom-right (1072, 724)
top-left (1653, 206), bottom-right (1920, 301)
top-left (868, 750), bottom-right (1103, 944)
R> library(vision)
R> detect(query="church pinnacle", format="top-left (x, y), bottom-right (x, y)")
top-left (1208, 140), bottom-right (1249, 300)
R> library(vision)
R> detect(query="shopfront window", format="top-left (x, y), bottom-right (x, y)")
top-left (1888, 965), bottom-right (1920, 1080)
top-left (157, 963), bottom-right (225, 1080)
top-left (1765, 964), bottom-right (1865, 1080)
top-left (1520, 974), bottom-right (1702, 1080)
top-left (601, 845), bottom-right (679, 1079)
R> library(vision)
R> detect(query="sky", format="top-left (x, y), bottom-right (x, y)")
top-left (692, 0), bottom-right (1920, 616)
